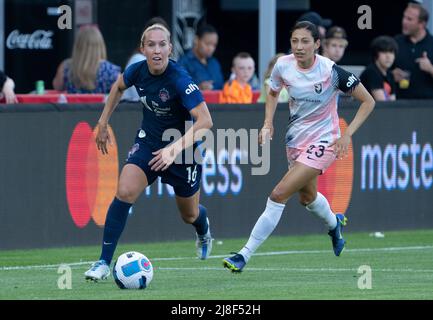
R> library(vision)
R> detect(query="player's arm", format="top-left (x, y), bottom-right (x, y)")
top-left (332, 82), bottom-right (375, 159)
top-left (96, 74), bottom-right (128, 154)
top-left (260, 59), bottom-right (283, 145)
top-left (149, 102), bottom-right (213, 171)
top-left (259, 89), bottom-right (279, 145)
top-left (172, 101), bottom-right (213, 155)
top-left (345, 83), bottom-right (375, 137)
top-left (330, 65), bottom-right (375, 159)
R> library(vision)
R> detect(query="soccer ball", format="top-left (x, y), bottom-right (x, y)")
top-left (113, 251), bottom-right (153, 289)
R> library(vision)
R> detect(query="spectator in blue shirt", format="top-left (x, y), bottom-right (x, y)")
top-left (178, 24), bottom-right (224, 90)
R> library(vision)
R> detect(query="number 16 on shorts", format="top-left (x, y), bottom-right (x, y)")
top-left (186, 165), bottom-right (198, 186)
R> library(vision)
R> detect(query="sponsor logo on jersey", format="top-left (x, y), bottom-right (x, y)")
top-left (346, 74), bottom-right (357, 87)
top-left (185, 83), bottom-right (199, 95)
top-left (159, 88), bottom-right (170, 102)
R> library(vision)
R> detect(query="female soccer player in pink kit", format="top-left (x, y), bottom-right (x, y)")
top-left (223, 21), bottom-right (375, 272)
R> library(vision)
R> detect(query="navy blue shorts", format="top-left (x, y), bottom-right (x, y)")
top-left (125, 142), bottom-right (202, 198)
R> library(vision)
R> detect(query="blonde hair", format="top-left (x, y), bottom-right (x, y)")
top-left (140, 24), bottom-right (171, 47)
top-left (264, 53), bottom-right (285, 79)
top-left (70, 25), bottom-right (107, 90)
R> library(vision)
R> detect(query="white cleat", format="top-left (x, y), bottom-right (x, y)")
top-left (195, 218), bottom-right (213, 260)
top-left (84, 260), bottom-right (110, 281)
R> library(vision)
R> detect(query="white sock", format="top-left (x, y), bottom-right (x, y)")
top-left (306, 192), bottom-right (337, 230)
top-left (239, 198), bottom-right (285, 262)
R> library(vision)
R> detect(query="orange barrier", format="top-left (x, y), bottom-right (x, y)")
top-left (202, 90), bottom-right (261, 104)
top-left (2, 90), bottom-right (261, 104)
top-left (14, 94), bottom-right (106, 104)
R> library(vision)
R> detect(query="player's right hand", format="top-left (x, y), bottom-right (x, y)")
top-left (95, 123), bottom-right (112, 155)
top-left (259, 125), bottom-right (274, 145)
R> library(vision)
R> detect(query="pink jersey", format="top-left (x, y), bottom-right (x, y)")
top-left (270, 54), bottom-right (359, 149)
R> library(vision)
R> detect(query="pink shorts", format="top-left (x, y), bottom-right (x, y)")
top-left (286, 144), bottom-right (336, 174)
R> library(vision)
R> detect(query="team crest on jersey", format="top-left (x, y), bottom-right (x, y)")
top-left (159, 88), bottom-right (170, 102)
top-left (314, 82), bottom-right (322, 94)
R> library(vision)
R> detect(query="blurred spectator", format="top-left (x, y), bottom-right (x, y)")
top-left (52, 25), bottom-right (120, 94)
top-left (322, 26), bottom-right (348, 63)
top-left (0, 70), bottom-right (18, 104)
top-left (257, 53), bottom-right (289, 103)
top-left (360, 36), bottom-right (398, 101)
top-left (296, 11), bottom-right (332, 39)
top-left (178, 24), bottom-right (224, 90)
top-left (122, 16), bottom-right (170, 101)
top-left (219, 52), bottom-right (255, 103)
top-left (393, 2), bottom-right (433, 99)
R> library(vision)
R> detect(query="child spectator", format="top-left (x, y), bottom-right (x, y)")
top-left (360, 36), bottom-right (398, 101)
top-left (52, 25), bottom-right (120, 94)
top-left (219, 52), bottom-right (255, 103)
top-left (322, 26), bottom-right (348, 63)
top-left (257, 53), bottom-right (289, 103)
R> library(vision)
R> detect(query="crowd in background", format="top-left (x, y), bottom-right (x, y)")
top-left (1, 1), bottom-right (433, 104)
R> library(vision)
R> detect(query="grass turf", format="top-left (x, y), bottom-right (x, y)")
top-left (1, 229), bottom-right (432, 300)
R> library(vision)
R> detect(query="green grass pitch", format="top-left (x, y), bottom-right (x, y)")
top-left (1, 229), bottom-right (433, 300)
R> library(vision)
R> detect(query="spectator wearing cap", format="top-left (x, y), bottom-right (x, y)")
top-left (393, 2), bottom-right (433, 99)
top-left (323, 26), bottom-right (348, 63)
top-left (360, 36), bottom-right (398, 101)
top-left (296, 11), bottom-right (332, 38)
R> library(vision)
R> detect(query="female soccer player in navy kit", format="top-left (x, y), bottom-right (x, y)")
top-left (223, 21), bottom-right (375, 272)
top-left (85, 24), bottom-right (213, 281)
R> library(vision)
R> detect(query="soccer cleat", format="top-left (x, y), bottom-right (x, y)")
top-left (223, 253), bottom-right (246, 273)
top-left (195, 218), bottom-right (213, 260)
top-left (328, 213), bottom-right (348, 256)
top-left (84, 260), bottom-right (110, 281)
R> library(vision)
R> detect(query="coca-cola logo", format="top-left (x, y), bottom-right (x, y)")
top-left (6, 29), bottom-right (53, 50)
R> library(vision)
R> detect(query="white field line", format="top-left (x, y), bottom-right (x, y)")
top-left (1, 245), bottom-right (432, 272)
top-left (157, 267), bottom-right (433, 274)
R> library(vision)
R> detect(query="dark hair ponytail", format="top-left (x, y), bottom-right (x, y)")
top-left (290, 21), bottom-right (320, 41)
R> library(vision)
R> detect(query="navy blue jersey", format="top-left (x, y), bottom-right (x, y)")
top-left (123, 59), bottom-right (204, 151)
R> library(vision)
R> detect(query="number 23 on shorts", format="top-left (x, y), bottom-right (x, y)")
top-left (306, 144), bottom-right (325, 160)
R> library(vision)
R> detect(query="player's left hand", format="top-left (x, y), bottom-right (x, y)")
top-left (329, 133), bottom-right (351, 160)
top-left (149, 145), bottom-right (179, 171)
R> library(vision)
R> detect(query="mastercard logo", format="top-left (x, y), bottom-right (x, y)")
top-left (66, 122), bottom-right (119, 228)
top-left (318, 118), bottom-right (354, 214)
